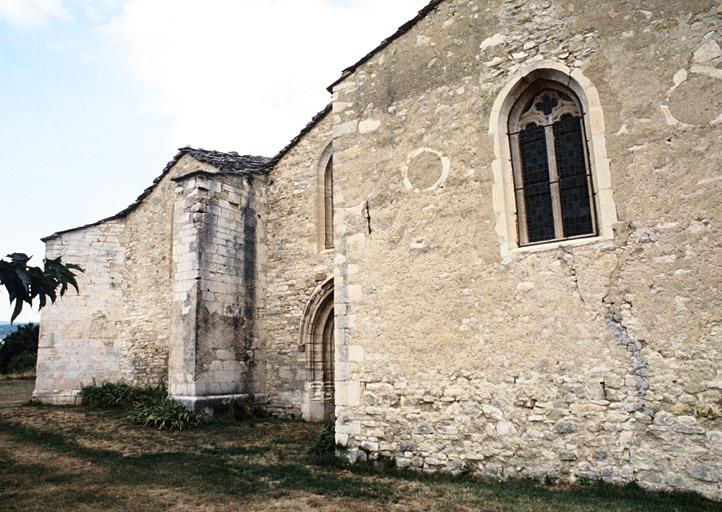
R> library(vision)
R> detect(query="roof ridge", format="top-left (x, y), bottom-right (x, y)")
top-left (179, 146), bottom-right (269, 161)
top-left (179, 147), bottom-right (270, 174)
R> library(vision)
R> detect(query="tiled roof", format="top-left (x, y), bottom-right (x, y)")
top-left (181, 147), bottom-right (269, 174)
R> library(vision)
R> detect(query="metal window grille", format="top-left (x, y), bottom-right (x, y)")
top-left (508, 85), bottom-right (598, 246)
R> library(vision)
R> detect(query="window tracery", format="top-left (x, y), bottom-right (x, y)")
top-left (508, 85), bottom-right (597, 245)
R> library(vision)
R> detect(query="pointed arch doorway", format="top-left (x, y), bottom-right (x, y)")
top-left (301, 279), bottom-right (335, 422)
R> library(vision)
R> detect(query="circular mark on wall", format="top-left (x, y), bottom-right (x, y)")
top-left (669, 76), bottom-right (722, 125)
top-left (402, 148), bottom-right (450, 192)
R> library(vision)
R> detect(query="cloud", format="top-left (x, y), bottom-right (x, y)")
top-left (0, 0), bottom-right (70, 28)
top-left (107, 0), bottom-right (428, 156)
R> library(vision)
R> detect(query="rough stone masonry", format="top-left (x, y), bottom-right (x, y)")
top-left (35, 0), bottom-right (721, 501)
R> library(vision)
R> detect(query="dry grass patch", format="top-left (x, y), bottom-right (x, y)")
top-left (0, 380), bottom-right (718, 512)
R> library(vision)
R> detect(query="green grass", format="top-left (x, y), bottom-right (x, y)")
top-left (0, 380), bottom-right (719, 512)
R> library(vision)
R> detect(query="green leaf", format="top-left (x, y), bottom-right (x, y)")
top-left (10, 298), bottom-right (23, 323)
top-left (1, 253), bottom-right (83, 320)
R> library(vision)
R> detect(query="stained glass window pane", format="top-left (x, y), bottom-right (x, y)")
top-left (553, 115), bottom-right (594, 238)
top-left (519, 124), bottom-right (555, 243)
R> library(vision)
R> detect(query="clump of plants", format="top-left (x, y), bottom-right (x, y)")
top-left (310, 421), bottom-right (336, 456)
top-left (80, 382), bottom-right (208, 431)
top-left (127, 396), bottom-right (209, 431)
top-left (80, 382), bottom-right (166, 408)
top-left (307, 420), bottom-right (348, 468)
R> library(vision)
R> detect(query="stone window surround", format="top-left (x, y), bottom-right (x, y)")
top-left (317, 142), bottom-right (335, 253)
top-left (489, 62), bottom-right (618, 260)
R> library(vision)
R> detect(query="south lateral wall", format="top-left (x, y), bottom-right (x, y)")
top-left (330, 0), bottom-right (721, 500)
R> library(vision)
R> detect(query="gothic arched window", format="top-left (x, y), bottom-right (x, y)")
top-left (323, 156), bottom-right (334, 249)
top-left (508, 81), bottom-right (598, 245)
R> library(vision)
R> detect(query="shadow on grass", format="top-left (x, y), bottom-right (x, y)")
top-left (0, 451), bottom-right (142, 512)
top-left (1, 416), bottom-right (720, 512)
top-left (0, 419), bottom-right (392, 503)
top-left (308, 453), bottom-right (720, 512)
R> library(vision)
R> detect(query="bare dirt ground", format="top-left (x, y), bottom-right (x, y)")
top-left (0, 380), bottom-right (718, 512)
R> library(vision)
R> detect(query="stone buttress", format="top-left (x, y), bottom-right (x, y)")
top-left (169, 169), bottom-right (268, 415)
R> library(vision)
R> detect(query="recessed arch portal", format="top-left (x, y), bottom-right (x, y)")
top-left (300, 278), bottom-right (335, 422)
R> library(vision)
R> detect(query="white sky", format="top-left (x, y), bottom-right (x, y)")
top-left (0, 0), bottom-right (429, 322)
top-left (108, 0), bottom-right (430, 154)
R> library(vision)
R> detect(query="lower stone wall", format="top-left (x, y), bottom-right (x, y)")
top-left (338, 365), bottom-right (720, 499)
top-left (332, 224), bottom-right (722, 500)
top-left (331, 221), bottom-right (722, 500)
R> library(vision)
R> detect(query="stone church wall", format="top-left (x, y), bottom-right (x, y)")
top-left (261, 114), bottom-right (335, 417)
top-left (35, 154), bottom-right (217, 402)
top-left (331, 0), bottom-right (721, 500)
top-left (35, 221), bottom-right (126, 403)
